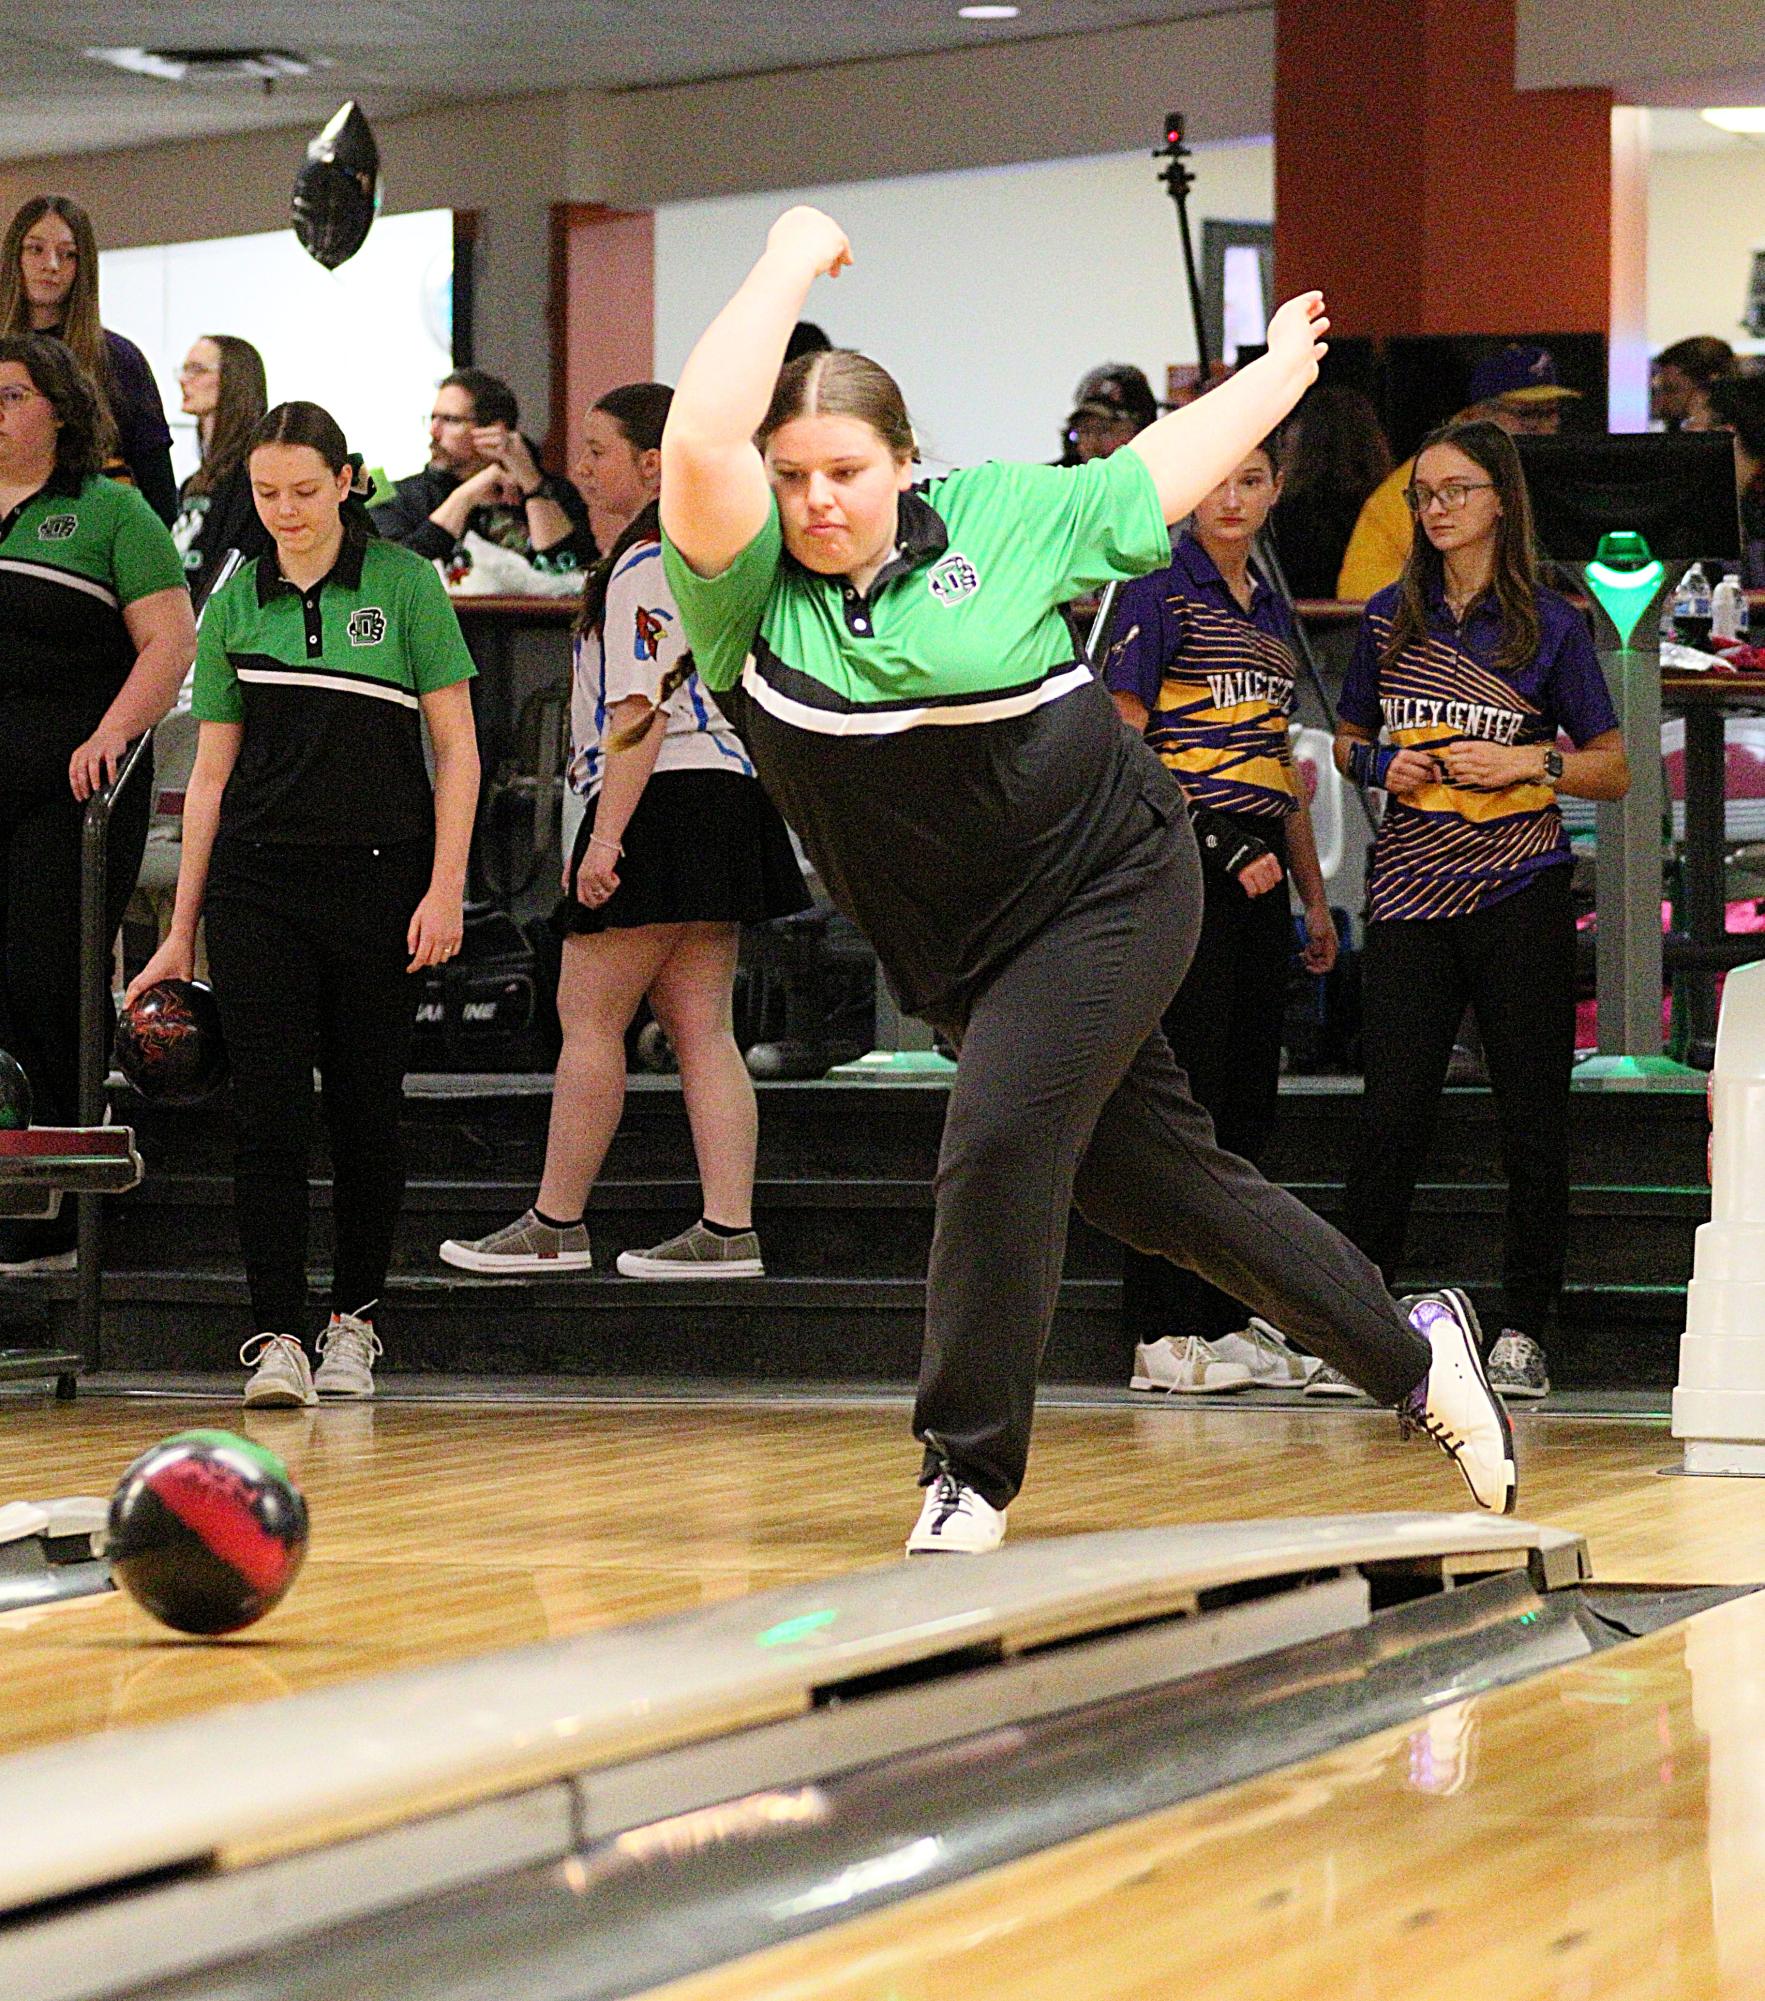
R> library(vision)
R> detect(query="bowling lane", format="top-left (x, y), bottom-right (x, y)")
top-left (0, 1388), bottom-right (1756, 1759)
top-left (645, 1587), bottom-right (1765, 2001)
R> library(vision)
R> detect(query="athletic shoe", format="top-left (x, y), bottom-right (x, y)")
top-left (313, 1311), bottom-right (383, 1400)
top-left (1399, 1288), bottom-right (1517, 1515)
top-left (1487, 1331), bottom-right (1551, 1400)
top-left (1214, 1318), bottom-right (1321, 1388)
top-left (439, 1209), bottom-right (593, 1275)
top-left (0, 1218), bottom-right (77, 1275)
top-left (240, 1333), bottom-right (317, 1409)
top-left (616, 1221), bottom-right (764, 1280)
top-left (1304, 1363), bottom-right (1366, 1399)
top-left (906, 1471), bottom-right (1007, 1555)
top-left (1130, 1335), bottom-right (1254, 1395)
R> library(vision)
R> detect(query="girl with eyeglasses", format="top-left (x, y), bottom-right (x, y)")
top-left (0, 333), bottom-right (195, 1273)
top-left (174, 336), bottom-right (271, 607)
top-left (1333, 418), bottom-right (1630, 1400)
top-left (0, 196), bottom-right (178, 524)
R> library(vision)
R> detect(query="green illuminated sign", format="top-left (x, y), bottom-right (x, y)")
top-left (1585, 530), bottom-right (1665, 649)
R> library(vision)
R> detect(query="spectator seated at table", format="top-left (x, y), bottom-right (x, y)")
top-left (372, 366), bottom-right (596, 581)
top-left (1700, 373), bottom-right (1765, 590)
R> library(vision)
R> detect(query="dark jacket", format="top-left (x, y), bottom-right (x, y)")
top-left (175, 459), bottom-right (275, 611)
top-left (370, 451), bottom-right (596, 570)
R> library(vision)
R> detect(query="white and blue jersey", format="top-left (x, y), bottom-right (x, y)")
top-left (567, 538), bottom-right (753, 797)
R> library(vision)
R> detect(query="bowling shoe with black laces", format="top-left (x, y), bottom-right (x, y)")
top-left (907, 1470), bottom-right (1007, 1555)
top-left (1398, 1289), bottom-right (1517, 1515)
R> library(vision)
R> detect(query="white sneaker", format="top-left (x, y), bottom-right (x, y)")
top-left (1214, 1318), bottom-right (1320, 1388)
top-left (906, 1472), bottom-right (1007, 1555)
top-left (240, 1332), bottom-right (317, 1409)
top-left (313, 1310), bottom-right (383, 1400)
top-left (1129, 1335), bottom-right (1254, 1395)
top-left (1399, 1288), bottom-right (1517, 1516)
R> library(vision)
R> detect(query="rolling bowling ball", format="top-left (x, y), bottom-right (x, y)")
top-left (107, 1430), bottom-right (308, 1635)
top-left (0, 1048), bottom-right (30, 1130)
top-left (116, 979), bottom-right (228, 1106)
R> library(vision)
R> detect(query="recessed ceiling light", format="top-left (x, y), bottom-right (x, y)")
top-left (958, 5), bottom-right (1021, 19)
top-left (1701, 107), bottom-right (1765, 134)
top-left (85, 46), bottom-right (315, 83)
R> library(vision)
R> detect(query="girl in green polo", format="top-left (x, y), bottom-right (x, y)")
top-left (660, 206), bottom-right (1519, 1549)
top-left (130, 401), bottom-right (481, 1408)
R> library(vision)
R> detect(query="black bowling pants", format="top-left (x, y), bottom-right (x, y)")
top-left (917, 808), bottom-right (1430, 1511)
top-left (204, 836), bottom-right (430, 1340)
top-left (1346, 867), bottom-right (1577, 1342)
top-left (0, 737), bottom-right (149, 1130)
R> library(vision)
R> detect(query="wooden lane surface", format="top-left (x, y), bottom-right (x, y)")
top-left (3, 1393), bottom-right (1765, 1760)
top-left (649, 1587), bottom-right (1765, 2001)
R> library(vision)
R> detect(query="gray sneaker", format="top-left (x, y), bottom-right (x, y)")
top-left (438, 1209), bottom-right (593, 1275)
top-left (1487, 1331), bottom-right (1551, 1399)
top-left (1304, 1363), bottom-right (1366, 1399)
top-left (616, 1221), bottom-right (764, 1280)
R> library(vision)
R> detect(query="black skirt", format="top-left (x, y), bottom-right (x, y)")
top-left (555, 767), bottom-right (812, 936)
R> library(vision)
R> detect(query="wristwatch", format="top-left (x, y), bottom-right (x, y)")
top-left (1542, 747), bottom-right (1565, 782)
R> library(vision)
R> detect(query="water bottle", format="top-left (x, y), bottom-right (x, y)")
top-left (1713, 571), bottom-right (1746, 643)
top-left (1673, 562), bottom-right (1714, 650)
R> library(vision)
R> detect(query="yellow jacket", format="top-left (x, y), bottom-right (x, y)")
top-left (1336, 456), bottom-right (1415, 601)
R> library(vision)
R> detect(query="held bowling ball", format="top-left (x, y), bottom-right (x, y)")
top-left (0, 1048), bottom-right (30, 1130)
top-left (116, 979), bottom-right (229, 1107)
top-left (107, 1430), bottom-right (308, 1636)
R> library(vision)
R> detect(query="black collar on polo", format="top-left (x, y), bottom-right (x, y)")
top-left (256, 516), bottom-right (369, 607)
top-left (785, 485), bottom-right (950, 638)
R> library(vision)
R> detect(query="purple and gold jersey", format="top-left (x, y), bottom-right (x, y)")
top-left (1338, 583), bottom-right (1618, 922)
top-left (1102, 535), bottom-right (1298, 820)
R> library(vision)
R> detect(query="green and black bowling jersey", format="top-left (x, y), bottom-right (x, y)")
top-left (192, 527), bottom-right (475, 847)
top-left (663, 450), bottom-right (1179, 1018)
top-left (0, 471), bottom-right (186, 748)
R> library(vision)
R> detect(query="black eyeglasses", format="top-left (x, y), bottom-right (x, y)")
top-left (1403, 480), bottom-right (1496, 514)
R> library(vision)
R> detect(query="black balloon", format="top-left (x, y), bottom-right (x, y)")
top-left (292, 100), bottom-right (381, 270)
top-left (116, 980), bottom-right (229, 1108)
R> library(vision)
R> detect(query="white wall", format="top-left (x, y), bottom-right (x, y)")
top-left (655, 141), bottom-right (1274, 471)
top-left (1647, 145), bottom-right (1765, 358)
top-left (98, 210), bottom-right (454, 489)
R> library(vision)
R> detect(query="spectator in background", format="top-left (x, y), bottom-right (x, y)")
top-left (1652, 335), bottom-right (1736, 432)
top-left (1268, 384), bottom-right (1393, 599)
top-left (0, 195), bottom-right (177, 524)
top-left (0, 334), bottom-right (195, 1272)
top-left (372, 366), bottom-right (596, 575)
top-left (1337, 345), bottom-right (1580, 600)
top-left (173, 335), bottom-right (271, 608)
top-left (1702, 373), bottom-right (1765, 588)
top-left (1059, 363), bottom-right (1159, 466)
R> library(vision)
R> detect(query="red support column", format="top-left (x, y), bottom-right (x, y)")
top-left (547, 204), bottom-right (655, 501)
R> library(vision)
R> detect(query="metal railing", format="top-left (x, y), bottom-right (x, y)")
top-left (74, 728), bottom-right (154, 1362)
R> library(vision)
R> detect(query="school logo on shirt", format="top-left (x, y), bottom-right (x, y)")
top-left (634, 606), bottom-right (672, 661)
top-left (927, 553), bottom-right (981, 605)
top-left (37, 514), bottom-right (76, 543)
top-left (347, 607), bottom-right (387, 647)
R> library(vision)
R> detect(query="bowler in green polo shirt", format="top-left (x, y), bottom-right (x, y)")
top-left (661, 206), bottom-right (1518, 1549)
top-left (132, 400), bottom-right (480, 1411)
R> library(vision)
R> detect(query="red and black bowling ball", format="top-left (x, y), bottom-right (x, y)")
top-left (116, 979), bottom-right (229, 1107)
top-left (107, 1430), bottom-right (308, 1635)
top-left (0, 1048), bottom-right (30, 1131)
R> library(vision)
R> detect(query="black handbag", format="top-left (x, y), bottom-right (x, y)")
top-left (410, 906), bottom-right (561, 1072)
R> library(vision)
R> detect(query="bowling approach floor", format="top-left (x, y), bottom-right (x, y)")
top-left (7, 1379), bottom-right (1765, 1998)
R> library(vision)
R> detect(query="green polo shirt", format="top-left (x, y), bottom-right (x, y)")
top-left (193, 526), bottom-right (475, 846)
top-left (664, 450), bottom-right (1178, 1019)
top-left (0, 472), bottom-right (186, 747)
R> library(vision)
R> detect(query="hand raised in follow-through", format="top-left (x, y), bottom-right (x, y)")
top-left (1265, 291), bottom-right (1330, 388)
top-left (766, 206), bottom-right (853, 282)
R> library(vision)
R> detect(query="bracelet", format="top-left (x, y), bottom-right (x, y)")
top-left (588, 833), bottom-right (623, 856)
top-left (1346, 741), bottom-right (1397, 790)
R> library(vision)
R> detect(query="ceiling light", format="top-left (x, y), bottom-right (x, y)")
top-left (958, 6), bottom-right (1021, 19)
top-left (1701, 107), bottom-right (1765, 134)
